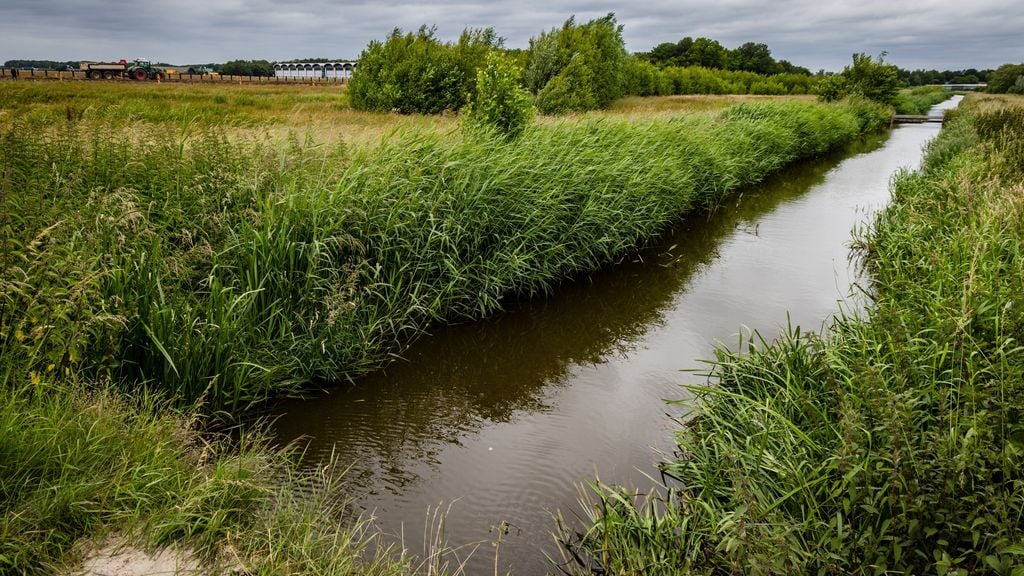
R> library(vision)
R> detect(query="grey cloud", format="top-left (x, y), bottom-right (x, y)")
top-left (1, 0), bottom-right (1021, 70)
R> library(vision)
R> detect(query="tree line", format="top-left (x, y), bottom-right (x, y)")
top-left (349, 14), bottom-right (828, 117)
top-left (640, 37), bottom-right (811, 76)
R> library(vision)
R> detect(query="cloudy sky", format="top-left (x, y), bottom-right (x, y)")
top-left (2, 0), bottom-right (1021, 71)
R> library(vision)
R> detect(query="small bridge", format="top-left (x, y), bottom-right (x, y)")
top-left (891, 114), bottom-right (946, 125)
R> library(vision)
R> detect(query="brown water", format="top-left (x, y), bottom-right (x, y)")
top-left (269, 97), bottom-right (960, 575)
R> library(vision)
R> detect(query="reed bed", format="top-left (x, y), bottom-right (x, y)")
top-left (563, 96), bottom-right (1024, 574)
top-left (893, 85), bottom-right (954, 115)
top-left (1, 91), bottom-right (888, 572)
top-left (0, 378), bottom-right (424, 575)
top-left (2, 98), bottom-right (889, 411)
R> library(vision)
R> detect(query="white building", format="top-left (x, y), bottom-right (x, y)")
top-left (273, 62), bottom-right (356, 80)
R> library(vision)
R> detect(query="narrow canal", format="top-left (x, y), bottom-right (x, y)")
top-left (269, 96), bottom-right (962, 575)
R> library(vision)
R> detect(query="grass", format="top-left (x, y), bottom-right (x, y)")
top-left (0, 378), bottom-right (422, 575)
top-left (0, 81), bottom-right (815, 146)
top-left (893, 85), bottom-right (954, 115)
top-left (0, 81), bottom-right (448, 147)
top-left (0, 82), bottom-right (892, 573)
top-left (2, 96), bottom-right (891, 411)
top-left (562, 94), bottom-right (1024, 575)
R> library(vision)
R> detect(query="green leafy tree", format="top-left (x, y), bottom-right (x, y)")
top-left (646, 41), bottom-right (683, 65)
top-left (220, 60), bottom-right (273, 76)
top-left (535, 54), bottom-right (598, 114)
top-left (464, 51), bottom-right (534, 138)
top-left (816, 74), bottom-right (849, 102)
top-left (843, 52), bottom-right (899, 104)
top-left (988, 63), bottom-right (1024, 93)
top-left (349, 26), bottom-right (465, 114)
top-left (817, 53), bottom-right (899, 105)
top-left (729, 42), bottom-right (775, 74)
top-left (685, 37), bottom-right (729, 69)
top-left (454, 28), bottom-right (504, 98)
top-left (525, 13), bottom-right (628, 114)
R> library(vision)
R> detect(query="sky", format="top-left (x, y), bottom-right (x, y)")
top-left (2, 0), bottom-right (1021, 71)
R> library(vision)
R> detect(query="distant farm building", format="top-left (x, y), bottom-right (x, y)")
top-left (273, 62), bottom-right (356, 79)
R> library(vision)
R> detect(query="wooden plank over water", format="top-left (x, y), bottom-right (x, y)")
top-left (892, 115), bottom-right (945, 124)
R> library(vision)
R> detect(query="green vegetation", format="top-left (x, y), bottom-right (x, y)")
top-left (347, 16), bottom-right (820, 116)
top-left (563, 95), bottom-right (1024, 575)
top-left (464, 51), bottom-right (535, 138)
top-left (348, 26), bottom-right (499, 114)
top-left (218, 59), bottom-right (274, 77)
top-left (525, 14), bottom-right (628, 113)
top-left (2, 99), bottom-right (889, 413)
top-left (0, 380), bottom-right (416, 575)
top-left (818, 52), bottom-right (900, 105)
top-left (899, 67), bottom-right (993, 86)
top-left (654, 66), bottom-right (816, 96)
top-left (642, 37), bottom-right (810, 76)
top-left (988, 63), bottom-right (1024, 94)
top-left (893, 85), bottom-right (953, 114)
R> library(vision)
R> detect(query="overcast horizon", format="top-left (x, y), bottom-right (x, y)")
top-left (2, 0), bottom-right (1021, 72)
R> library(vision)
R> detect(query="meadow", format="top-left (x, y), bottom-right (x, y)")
top-left (564, 94), bottom-right (1024, 575)
top-left (1, 80), bottom-right (892, 573)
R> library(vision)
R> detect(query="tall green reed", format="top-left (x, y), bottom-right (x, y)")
top-left (1, 99), bottom-right (888, 410)
top-left (562, 97), bottom-right (1024, 575)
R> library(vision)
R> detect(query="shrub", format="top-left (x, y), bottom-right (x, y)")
top-left (464, 51), bottom-right (534, 138)
top-left (349, 26), bottom-right (500, 114)
top-left (987, 63), bottom-right (1024, 94)
top-left (535, 54), bottom-right (598, 114)
top-left (819, 53), bottom-right (899, 105)
top-left (525, 14), bottom-right (628, 113)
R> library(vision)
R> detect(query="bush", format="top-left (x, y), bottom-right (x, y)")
top-left (535, 54), bottom-right (598, 114)
top-left (464, 51), bottom-right (534, 138)
top-left (349, 26), bottom-right (500, 114)
top-left (819, 53), bottom-right (899, 105)
top-left (525, 14), bottom-right (627, 113)
top-left (987, 63), bottom-right (1024, 94)
top-left (219, 60), bottom-right (273, 77)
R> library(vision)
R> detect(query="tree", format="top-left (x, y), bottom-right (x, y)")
top-left (815, 74), bottom-right (849, 102)
top-left (219, 60), bottom-right (273, 76)
top-left (348, 26), bottom-right (466, 114)
top-left (454, 28), bottom-right (504, 99)
top-left (988, 63), bottom-right (1024, 94)
top-left (524, 13), bottom-right (628, 113)
top-left (647, 41), bottom-right (683, 65)
top-left (843, 52), bottom-right (899, 104)
top-left (816, 53), bottom-right (899, 105)
top-left (686, 37), bottom-right (729, 69)
top-left (729, 42), bottom-right (775, 74)
top-left (464, 51), bottom-right (534, 138)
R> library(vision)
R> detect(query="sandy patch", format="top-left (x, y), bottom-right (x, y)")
top-left (69, 538), bottom-right (205, 576)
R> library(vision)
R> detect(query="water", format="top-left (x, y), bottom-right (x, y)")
top-left (268, 97), bottom-right (961, 575)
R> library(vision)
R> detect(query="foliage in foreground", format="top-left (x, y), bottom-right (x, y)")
top-left (0, 380), bottom-right (411, 575)
top-left (0, 100), bottom-right (888, 411)
top-left (564, 97), bottom-right (1024, 574)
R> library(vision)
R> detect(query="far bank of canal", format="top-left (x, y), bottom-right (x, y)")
top-left (268, 96), bottom-right (963, 575)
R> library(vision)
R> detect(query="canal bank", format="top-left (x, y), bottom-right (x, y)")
top-left (269, 95), bottom-right (963, 574)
